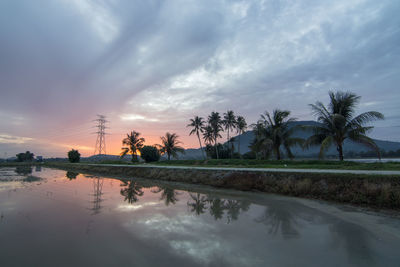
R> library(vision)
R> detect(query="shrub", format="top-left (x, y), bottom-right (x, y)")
top-left (68, 149), bottom-right (81, 163)
top-left (140, 146), bottom-right (160, 163)
top-left (16, 151), bottom-right (34, 162)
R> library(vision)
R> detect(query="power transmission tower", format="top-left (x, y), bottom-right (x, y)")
top-left (93, 115), bottom-right (108, 155)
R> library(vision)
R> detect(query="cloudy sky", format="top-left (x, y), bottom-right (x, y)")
top-left (0, 0), bottom-right (399, 157)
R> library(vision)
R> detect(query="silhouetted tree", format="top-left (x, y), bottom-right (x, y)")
top-left (208, 112), bottom-right (223, 159)
top-left (16, 151), bottom-right (34, 162)
top-left (235, 115), bottom-right (247, 157)
top-left (120, 131), bottom-right (145, 162)
top-left (140, 146), bottom-right (160, 162)
top-left (306, 91), bottom-right (384, 161)
top-left (256, 109), bottom-right (304, 160)
top-left (158, 132), bottom-right (185, 160)
top-left (223, 110), bottom-right (236, 158)
top-left (68, 149), bottom-right (80, 163)
top-left (187, 116), bottom-right (206, 160)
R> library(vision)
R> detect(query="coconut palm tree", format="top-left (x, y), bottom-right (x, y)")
top-left (203, 125), bottom-right (214, 146)
top-left (306, 91), bottom-right (384, 161)
top-left (223, 110), bottom-right (236, 157)
top-left (158, 132), bottom-right (185, 160)
top-left (257, 109), bottom-right (303, 160)
top-left (208, 112), bottom-right (224, 159)
top-left (236, 116), bottom-right (247, 157)
top-left (250, 122), bottom-right (273, 159)
top-left (187, 116), bottom-right (206, 160)
top-left (120, 131), bottom-right (145, 162)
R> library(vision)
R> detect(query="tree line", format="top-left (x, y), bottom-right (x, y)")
top-left (187, 91), bottom-right (384, 161)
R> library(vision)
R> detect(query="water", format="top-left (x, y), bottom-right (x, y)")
top-left (1, 167), bottom-right (400, 267)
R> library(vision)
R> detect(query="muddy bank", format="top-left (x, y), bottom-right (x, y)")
top-left (46, 163), bottom-right (400, 209)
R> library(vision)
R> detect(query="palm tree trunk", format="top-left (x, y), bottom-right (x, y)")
top-left (197, 133), bottom-right (205, 160)
top-left (215, 138), bottom-right (219, 159)
top-left (238, 133), bottom-right (241, 159)
top-left (227, 128), bottom-right (231, 158)
top-left (275, 146), bottom-right (281, 160)
top-left (337, 144), bottom-right (344, 161)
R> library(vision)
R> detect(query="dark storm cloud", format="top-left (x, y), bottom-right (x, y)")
top-left (0, 0), bottom-right (399, 156)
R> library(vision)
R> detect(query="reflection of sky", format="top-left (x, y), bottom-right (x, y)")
top-left (0, 168), bottom-right (400, 267)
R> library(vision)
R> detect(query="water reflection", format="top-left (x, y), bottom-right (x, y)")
top-left (255, 203), bottom-right (300, 239)
top-left (1, 167), bottom-right (397, 267)
top-left (90, 177), bottom-right (104, 215)
top-left (120, 179), bottom-right (144, 204)
top-left (15, 166), bottom-right (32, 176)
top-left (187, 193), bottom-right (208, 215)
top-left (151, 186), bottom-right (180, 206)
top-left (66, 171), bottom-right (79, 180)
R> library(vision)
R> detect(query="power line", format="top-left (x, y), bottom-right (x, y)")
top-left (93, 115), bottom-right (109, 155)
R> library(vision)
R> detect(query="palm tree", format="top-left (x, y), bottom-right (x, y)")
top-left (223, 110), bottom-right (236, 157)
top-left (208, 112), bottom-right (223, 159)
top-left (257, 109), bottom-right (303, 160)
top-left (120, 131), bottom-right (145, 162)
top-left (158, 132), bottom-right (185, 160)
top-left (236, 116), bottom-right (247, 157)
top-left (306, 91), bottom-right (384, 161)
top-left (250, 121), bottom-right (273, 159)
top-left (203, 125), bottom-right (214, 146)
top-left (187, 116), bottom-right (206, 160)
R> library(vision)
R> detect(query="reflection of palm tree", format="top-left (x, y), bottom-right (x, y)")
top-left (225, 200), bottom-right (241, 223)
top-left (329, 220), bottom-right (375, 265)
top-left (120, 180), bottom-right (144, 204)
top-left (255, 204), bottom-right (300, 239)
top-left (152, 186), bottom-right (180, 206)
top-left (187, 193), bottom-right (207, 215)
top-left (208, 198), bottom-right (225, 220)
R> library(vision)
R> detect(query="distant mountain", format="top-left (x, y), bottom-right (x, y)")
top-left (82, 154), bottom-right (132, 162)
top-left (182, 121), bottom-right (400, 159)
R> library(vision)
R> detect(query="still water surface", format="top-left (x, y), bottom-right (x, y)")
top-left (1, 167), bottom-right (400, 267)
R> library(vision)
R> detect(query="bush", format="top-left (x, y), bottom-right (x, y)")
top-left (16, 151), bottom-right (34, 162)
top-left (68, 149), bottom-right (81, 163)
top-left (140, 146), bottom-right (160, 163)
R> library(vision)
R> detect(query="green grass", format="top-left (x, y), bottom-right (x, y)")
top-left (150, 159), bottom-right (400, 171)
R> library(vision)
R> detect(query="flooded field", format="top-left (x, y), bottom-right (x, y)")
top-left (0, 166), bottom-right (400, 267)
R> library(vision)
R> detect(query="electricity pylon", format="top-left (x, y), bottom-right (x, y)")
top-left (93, 115), bottom-right (108, 155)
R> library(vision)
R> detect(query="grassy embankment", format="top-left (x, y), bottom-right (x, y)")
top-left (92, 159), bottom-right (400, 171)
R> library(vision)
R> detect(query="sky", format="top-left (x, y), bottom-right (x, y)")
top-left (0, 0), bottom-right (399, 158)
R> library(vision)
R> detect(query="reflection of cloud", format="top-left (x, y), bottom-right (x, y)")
top-left (117, 201), bottom-right (159, 211)
top-left (132, 212), bottom-right (260, 266)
